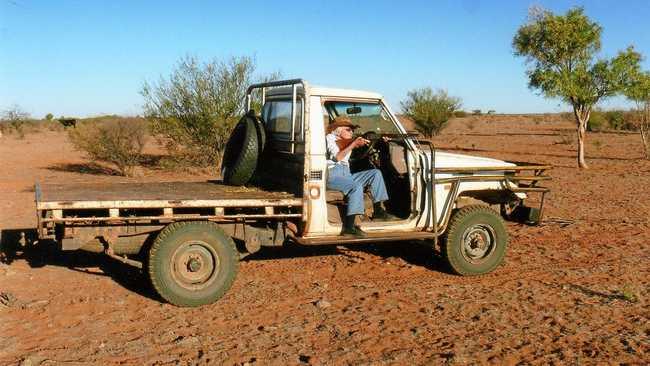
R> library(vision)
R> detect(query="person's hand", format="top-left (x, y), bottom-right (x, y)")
top-left (352, 137), bottom-right (370, 148)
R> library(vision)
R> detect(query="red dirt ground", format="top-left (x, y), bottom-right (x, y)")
top-left (0, 116), bottom-right (648, 365)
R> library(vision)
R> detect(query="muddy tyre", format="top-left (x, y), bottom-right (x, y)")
top-left (148, 221), bottom-right (239, 307)
top-left (221, 114), bottom-right (264, 186)
top-left (442, 205), bottom-right (508, 276)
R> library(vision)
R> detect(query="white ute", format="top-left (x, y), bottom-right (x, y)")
top-left (34, 79), bottom-right (551, 306)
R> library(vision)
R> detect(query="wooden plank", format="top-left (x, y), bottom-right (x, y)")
top-left (38, 181), bottom-right (299, 203)
top-left (163, 208), bottom-right (173, 217)
top-left (41, 213), bottom-right (303, 223)
top-left (37, 198), bottom-right (302, 210)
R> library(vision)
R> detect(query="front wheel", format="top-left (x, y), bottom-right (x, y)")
top-left (442, 205), bottom-right (508, 275)
top-left (148, 221), bottom-right (239, 307)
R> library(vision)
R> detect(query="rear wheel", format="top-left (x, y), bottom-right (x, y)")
top-left (148, 221), bottom-right (239, 307)
top-left (442, 205), bottom-right (508, 275)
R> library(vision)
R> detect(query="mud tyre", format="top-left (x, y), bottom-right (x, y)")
top-left (221, 113), bottom-right (264, 186)
top-left (148, 221), bottom-right (239, 307)
top-left (442, 205), bottom-right (508, 276)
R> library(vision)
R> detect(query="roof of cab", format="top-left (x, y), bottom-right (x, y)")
top-left (265, 84), bottom-right (383, 100)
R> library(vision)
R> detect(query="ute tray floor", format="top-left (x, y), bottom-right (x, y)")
top-left (36, 181), bottom-right (302, 210)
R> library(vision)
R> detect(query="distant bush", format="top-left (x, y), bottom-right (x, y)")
top-left (45, 113), bottom-right (54, 121)
top-left (401, 88), bottom-right (462, 137)
top-left (472, 109), bottom-right (482, 116)
top-left (588, 109), bottom-right (636, 131)
top-left (487, 110), bottom-right (496, 115)
top-left (68, 118), bottom-right (147, 176)
top-left (1, 105), bottom-right (31, 138)
top-left (587, 111), bottom-right (606, 131)
top-left (453, 110), bottom-right (467, 118)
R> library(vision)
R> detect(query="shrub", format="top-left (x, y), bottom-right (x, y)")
top-left (1, 105), bottom-right (31, 138)
top-left (400, 88), bottom-right (462, 138)
top-left (453, 110), bottom-right (467, 118)
top-left (68, 118), bottom-right (147, 176)
top-left (45, 113), bottom-right (54, 121)
top-left (141, 55), bottom-right (279, 167)
top-left (587, 111), bottom-right (606, 131)
top-left (472, 109), bottom-right (482, 115)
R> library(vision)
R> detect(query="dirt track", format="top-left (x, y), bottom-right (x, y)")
top-left (1, 116), bottom-right (648, 365)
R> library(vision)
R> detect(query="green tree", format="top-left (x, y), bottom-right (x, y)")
top-left (45, 113), bottom-right (54, 121)
top-left (141, 55), bottom-right (277, 166)
top-left (624, 71), bottom-right (650, 159)
top-left (513, 7), bottom-right (643, 168)
top-left (401, 88), bottom-right (462, 138)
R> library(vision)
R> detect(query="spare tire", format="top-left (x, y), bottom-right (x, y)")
top-left (221, 113), bottom-right (265, 186)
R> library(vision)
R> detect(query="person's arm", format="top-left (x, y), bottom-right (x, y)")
top-left (335, 137), bottom-right (367, 161)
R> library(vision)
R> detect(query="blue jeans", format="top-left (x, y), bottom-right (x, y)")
top-left (326, 165), bottom-right (389, 216)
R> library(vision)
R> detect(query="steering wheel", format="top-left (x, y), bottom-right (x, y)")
top-left (357, 131), bottom-right (382, 160)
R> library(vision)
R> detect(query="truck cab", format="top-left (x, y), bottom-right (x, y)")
top-left (248, 79), bottom-right (549, 243)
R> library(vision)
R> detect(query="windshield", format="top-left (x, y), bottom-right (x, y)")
top-left (323, 101), bottom-right (400, 135)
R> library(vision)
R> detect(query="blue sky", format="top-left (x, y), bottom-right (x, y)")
top-left (1, 0), bottom-right (649, 118)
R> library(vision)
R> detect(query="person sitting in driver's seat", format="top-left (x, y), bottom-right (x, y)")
top-left (326, 116), bottom-right (396, 238)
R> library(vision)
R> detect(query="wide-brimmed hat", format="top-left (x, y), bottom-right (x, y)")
top-left (327, 116), bottom-right (360, 133)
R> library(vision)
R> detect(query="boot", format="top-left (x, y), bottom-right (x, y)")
top-left (372, 202), bottom-right (398, 221)
top-left (342, 215), bottom-right (367, 238)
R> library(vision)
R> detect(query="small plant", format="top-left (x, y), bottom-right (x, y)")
top-left (620, 285), bottom-right (639, 302)
top-left (592, 139), bottom-right (603, 148)
top-left (401, 88), bottom-right (462, 137)
top-left (68, 118), bottom-right (147, 176)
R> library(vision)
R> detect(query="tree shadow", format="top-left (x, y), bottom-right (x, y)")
top-left (0, 228), bottom-right (160, 302)
top-left (567, 284), bottom-right (633, 302)
top-left (46, 162), bottom-right (121, 176)
top-left (139, 153), bottom-right (165, 169)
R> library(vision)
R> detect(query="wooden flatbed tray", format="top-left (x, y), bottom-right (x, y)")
top-left (36, 181), bottom-right (302, 210)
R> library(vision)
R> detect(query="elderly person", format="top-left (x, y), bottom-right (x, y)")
top-left (326, 116), bottom-right (394, 237)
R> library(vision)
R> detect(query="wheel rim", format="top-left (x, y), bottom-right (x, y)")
top-left (460, 224), bottom-right (496, 264)
top-left (170, 240), bottom-right (220, 290)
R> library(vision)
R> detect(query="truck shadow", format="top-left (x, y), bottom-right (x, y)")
top-left (1, 229), bottom-right (161, 302)
top-left (2, 229), bottom-right (451, 303)
top-left (244, 240), bottom-right (450, 273)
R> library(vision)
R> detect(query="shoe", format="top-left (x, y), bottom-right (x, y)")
top-left (342, 215), bottom-right (368, 238)
top-left (341, 225), bottom-right (368, 238)
top-left (372, 206), bottom-right (398, 221)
